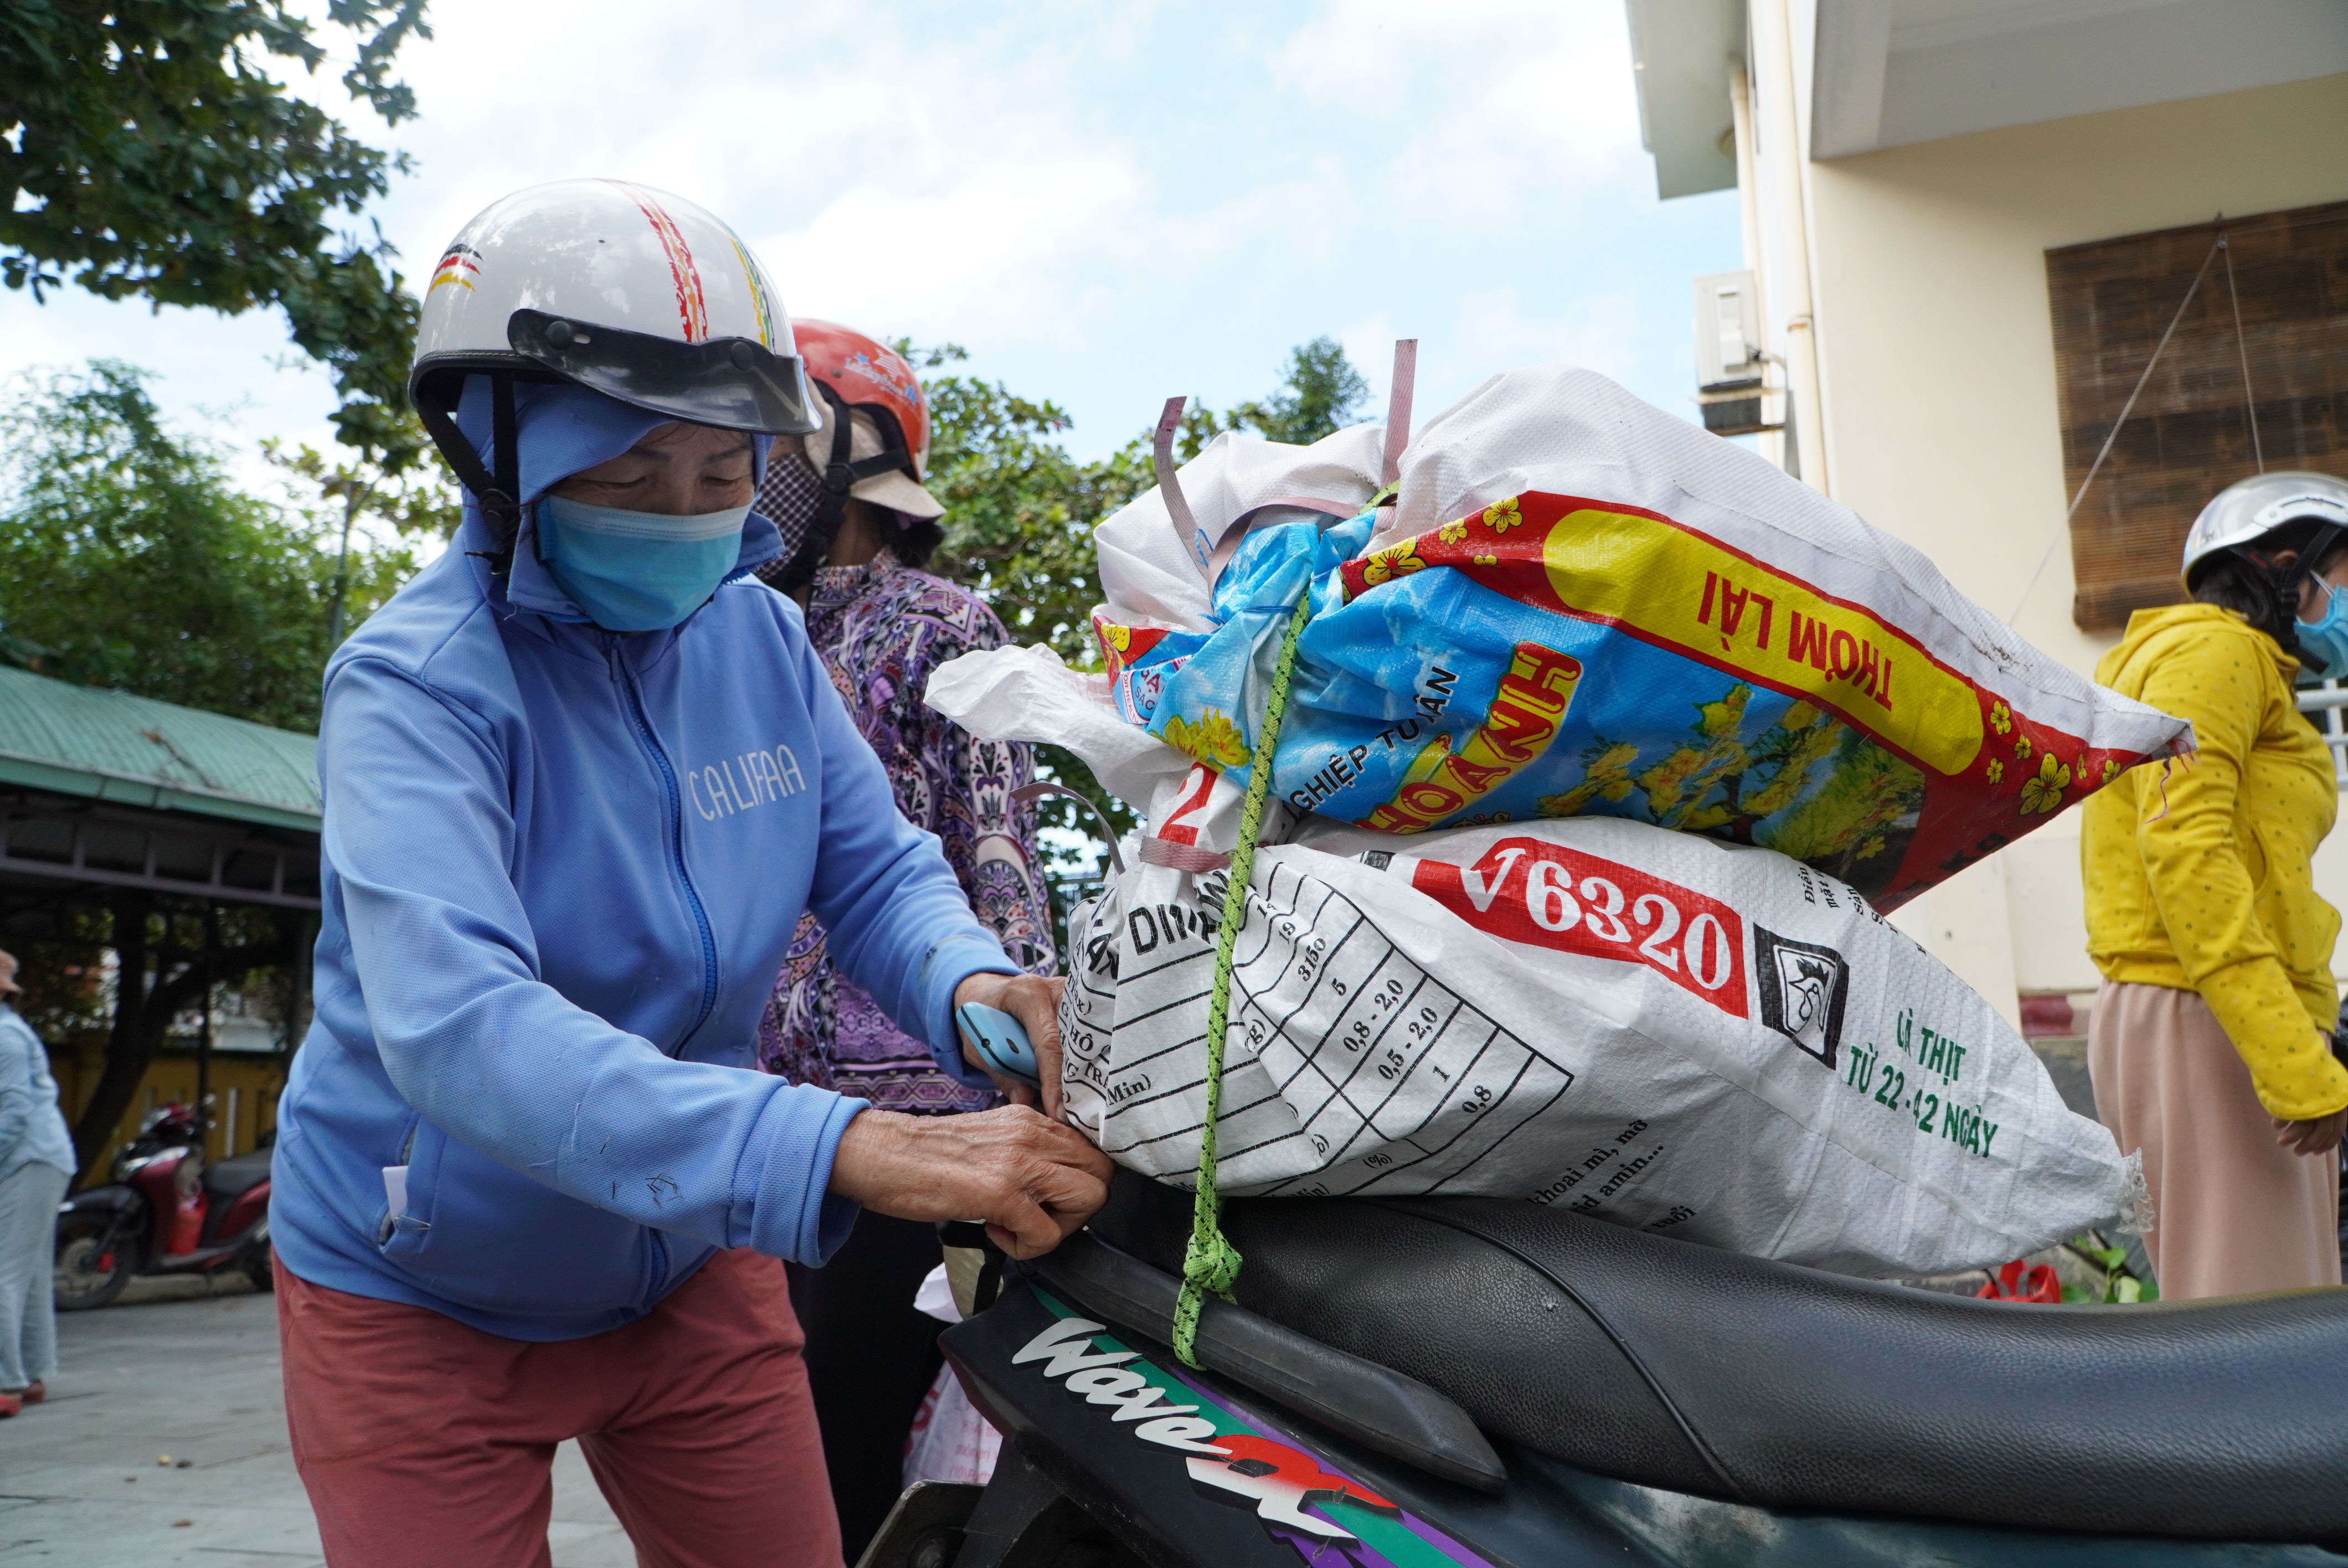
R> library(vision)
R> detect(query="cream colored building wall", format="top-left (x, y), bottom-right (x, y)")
top-left (1781, 72), bottom-right (2348, 1020)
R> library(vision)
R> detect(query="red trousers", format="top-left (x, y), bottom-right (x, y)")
top-left (277, 1247), bottom-right (842, 1568)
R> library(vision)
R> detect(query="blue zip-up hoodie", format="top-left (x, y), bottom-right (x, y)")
top-left (271, 383), bottom-right (1012, 1340)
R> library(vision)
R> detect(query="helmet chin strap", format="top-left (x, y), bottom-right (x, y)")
top-left (2264, 522), bottom-right (2347, 644)
top-left (769, 381), bottom-right (914, 596)
top-left (417, 370), bottom-right (526, 576)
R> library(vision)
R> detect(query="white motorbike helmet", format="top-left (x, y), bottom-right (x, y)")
top-left (2179, 471), bottom-right (2348, 595)
top-left (409, 179), bottom-right (819, 532)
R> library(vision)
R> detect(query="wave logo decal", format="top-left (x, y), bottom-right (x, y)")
top-left (1015, 1298), bottom-right (1494, 1565)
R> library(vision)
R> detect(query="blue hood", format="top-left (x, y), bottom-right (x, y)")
top-left (449, 378), bottom-right (784, 623)
top-left (271, 382), bottom-right (1011, 1340)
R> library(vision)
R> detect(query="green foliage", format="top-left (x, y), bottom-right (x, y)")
top-left (10, 914), bottom-right (111, 1045)
top-left (2061, 1234), bottom-right (2158, 1304)
top-left (0, 362), bottom-right (418, 731)
top-left (266, 435), bottom-right (461, 543)
top-left (0, 0), bottom-right (435, 468)
top-left (908, 348), bottom-right (1140, 867)
top-left (919, 355), bottom-right (1105, 666)
top-left (1229, 336), bottom-right (1371, 447)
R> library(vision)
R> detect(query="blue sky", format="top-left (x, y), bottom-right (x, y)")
top-left (0, 1), bottom-right (1742, 472)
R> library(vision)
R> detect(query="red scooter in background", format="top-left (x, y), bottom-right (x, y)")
top-left (53, 1101), bottom-right (272, 1310)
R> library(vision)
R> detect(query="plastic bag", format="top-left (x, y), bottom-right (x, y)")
top-left (903, 1365), bottom-right (1002, 1489)
top-left (902, 1263), bottom-right (1002, 1488)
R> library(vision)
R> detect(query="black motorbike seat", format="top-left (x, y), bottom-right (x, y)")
top-left (200, 1147), bottom-right (271, 1203)
top-left (1089, 1175), bottom-right (2348, 1542)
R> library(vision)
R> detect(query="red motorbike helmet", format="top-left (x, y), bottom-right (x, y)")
top-left (792, 319), bottom-right (934, 489)
top-left (760, 321), bottom-right (946, 592)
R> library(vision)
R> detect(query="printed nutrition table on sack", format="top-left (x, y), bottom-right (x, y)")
top-left (1207, 858), bottom-right (1575, 1196)
top-left (1095, 860), bottom-right (1458, 1164)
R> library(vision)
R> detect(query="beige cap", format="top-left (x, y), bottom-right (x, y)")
top-left (801, 400), bottom-right (945, 521)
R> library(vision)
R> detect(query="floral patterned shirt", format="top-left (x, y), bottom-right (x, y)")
top-left (756, 550), bottom-right (1054, 1113)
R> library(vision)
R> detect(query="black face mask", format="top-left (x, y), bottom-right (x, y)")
top-left (758, 383), bottom-right (915, 596)
top-left (751, 446), bottom-right (829, 581)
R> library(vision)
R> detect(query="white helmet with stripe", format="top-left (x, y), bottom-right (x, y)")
top-left (409, 179), bottom-right (818, 524)
top-left (2180, 470), bottom-right (2348, 592)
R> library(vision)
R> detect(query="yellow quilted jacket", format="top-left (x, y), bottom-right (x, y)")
top-left (2083, 604), bottom-right (2348, 1120)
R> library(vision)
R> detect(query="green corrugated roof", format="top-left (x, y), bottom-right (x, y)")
top-left (0, 666), bottom-right (320, 833)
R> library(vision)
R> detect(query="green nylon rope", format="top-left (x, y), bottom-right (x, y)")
top-left (1172, 584), bottom-right (1315, 1369)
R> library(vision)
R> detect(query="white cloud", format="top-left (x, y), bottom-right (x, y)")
top-left (0, 0), bottom-right (1737, 469)
top-left (1445, 285), bottom-right (1644, 386)
top-left (1340, 283), bottom-right (1649, 443)
top-left (1270, 0), bottom-right (1646, 225)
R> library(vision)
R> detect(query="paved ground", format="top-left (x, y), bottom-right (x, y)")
top-left (0, 1276), bottom-right (634, 1566)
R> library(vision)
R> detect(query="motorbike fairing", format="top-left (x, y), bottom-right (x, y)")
top-left (202, 1145), bottom-right (271, 1246)
top-left (200, 1147), bottom-right (271, 1202)
top-left (1089, 1176), bottom-right (2348, 1543)
top-left (948, 1276), bottom-right (2339, 1567)
top-left (60, 1185), bottom-right (144, 1216)
top-left (942, 1281), bottom-right (1548, 1567)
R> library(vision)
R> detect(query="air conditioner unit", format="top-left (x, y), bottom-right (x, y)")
top-left (1695, 271), bottom-right (1761, 389)
top-left (1692, 270), bottom-right (1773, 435)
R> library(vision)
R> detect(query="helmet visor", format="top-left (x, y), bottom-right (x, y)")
top-left (502, 309), bottom-right (820, 435)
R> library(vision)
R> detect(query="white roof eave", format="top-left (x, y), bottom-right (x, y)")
top-left (1626, 0), bottom-right (1746, 200)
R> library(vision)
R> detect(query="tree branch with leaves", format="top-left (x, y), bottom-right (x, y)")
top-left (0, 361), bottom-right (424, 729)
top-left (1, 0), bottom-right (436, 470)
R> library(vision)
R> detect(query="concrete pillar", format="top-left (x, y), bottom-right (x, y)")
top-left (1748, 0), bottom-right (1831, 493)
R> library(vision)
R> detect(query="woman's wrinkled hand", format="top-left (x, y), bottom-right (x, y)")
top-left (954, 972), bottom-right (1067, 1120)
top-left (2273, 1107), bottom-right (2348, 1157)
top-left (827, 1103), bottom-right (1113, 1259)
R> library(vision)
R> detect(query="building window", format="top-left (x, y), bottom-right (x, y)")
top-left (2048, 201), bottom-right (2348, 633)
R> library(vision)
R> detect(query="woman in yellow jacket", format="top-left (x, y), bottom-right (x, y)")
top-left (2085, 472), bottom-right (2348, 1299)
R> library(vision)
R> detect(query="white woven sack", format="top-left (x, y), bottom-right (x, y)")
top-left (1094, 423), bottom-right (1385, 630)
top-left (1059, 793), bottom-right (2139, 1280)
top-left (1363, 364), bottom-right (2177, 762)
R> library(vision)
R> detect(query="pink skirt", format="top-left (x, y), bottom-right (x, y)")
top-left (2088, 980), bottom-right (2341, 1300)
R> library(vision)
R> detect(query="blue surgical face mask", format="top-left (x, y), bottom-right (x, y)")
top-left (535, 495), bottom-right (751, 631)
top-left (2295, 583), bottom-right (2348, 680)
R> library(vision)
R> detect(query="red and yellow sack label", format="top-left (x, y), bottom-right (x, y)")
top-left (1345, 495), bottom-right (1986, 777)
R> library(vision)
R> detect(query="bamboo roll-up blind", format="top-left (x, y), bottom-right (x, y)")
top-left (2050, 201), bottom-right (2348, 632)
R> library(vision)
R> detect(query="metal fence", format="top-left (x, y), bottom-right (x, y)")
top-left (2300, 677), bottom-right (2348, 789)
top-left (1046, 871), bottom-right (1108, 964)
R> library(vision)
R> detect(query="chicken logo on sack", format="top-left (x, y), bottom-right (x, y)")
top-left (1782, 956), bottom-right (1834, 1030)
top-left (1753, 926), bottom-right (1849, 1069)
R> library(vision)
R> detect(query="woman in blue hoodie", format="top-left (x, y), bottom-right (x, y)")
top-left (268, 182), bottom-right (1110, 1567)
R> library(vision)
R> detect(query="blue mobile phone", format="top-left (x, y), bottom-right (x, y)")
top-left (956, 1002), bottom-right (1042, 1087)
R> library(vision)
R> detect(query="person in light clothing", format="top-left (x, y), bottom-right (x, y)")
top-left (0, 948), bottom-right (75, 1416)
top-left (2084, 472), bottom-right (2348, 1299)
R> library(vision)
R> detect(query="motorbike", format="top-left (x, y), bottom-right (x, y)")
top-left (858, 1173), bottom-right (2348, 1568)
top-left (53, 1102), bottom-right (273, 1311)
